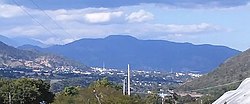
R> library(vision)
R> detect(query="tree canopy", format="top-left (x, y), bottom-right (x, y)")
top-left (53, 78), bottom-right (145, 104)
top-left (0, 78), bottom-right (54, 104)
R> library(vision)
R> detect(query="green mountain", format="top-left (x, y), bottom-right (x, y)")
top-left (179, 48), bottom-right (250, 91)
top-left (0, 41), bottom-right (88, 71)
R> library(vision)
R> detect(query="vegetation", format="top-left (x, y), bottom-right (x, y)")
top-left (0, 77), bottom-right (213, 104)
top-left (50, 78), bottom-right (89, 93)
top-left (180, 49), bottom-right (250, 92)
top-left (52, 77), bottom-right (189, 104)
top-left (0, 78), bottom-right (54, 104)
top-left (53, 78), bottom-right (145, 104)
top-left (0, 41), bottom-right (88, 71)
top-left (176, 49), bottom-right (250, 102)
top-left (176, 78), bottom-right (240, 103)
top-left (63, 86), bottom-right (80, 96)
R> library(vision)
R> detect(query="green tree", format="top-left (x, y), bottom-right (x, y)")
top-left (53, 78), bottom-right (144, 104)
top-left (0, 78), bottom-right (54, 104)
top-left (144, 93), bottom-right (160, 104)
top-left (177, 94), bottom-right (195, 103)
top-left (89, 77), bottom-right (113, 88)
top-left (63, 86), bottom-right (79, 96)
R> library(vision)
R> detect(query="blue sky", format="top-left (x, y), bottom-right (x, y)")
top-left (0, 0), bottom-right (250, 51)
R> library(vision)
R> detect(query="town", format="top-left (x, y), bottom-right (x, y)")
top-left (0, 66), bottom-right (202, 94)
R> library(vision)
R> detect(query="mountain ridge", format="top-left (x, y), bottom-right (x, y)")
top-left (0, 35), bottom-right (47, 48)
top-left (42, 35), bottom-right (240, 72)
top-left (0, 41), bottom-right (88, 71)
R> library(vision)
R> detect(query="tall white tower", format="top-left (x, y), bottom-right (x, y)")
top-left (127, 64), bottom-right (131, 96)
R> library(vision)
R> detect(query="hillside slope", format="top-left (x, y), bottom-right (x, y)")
top-left (44, 35), bottom-right (239, 72)
top-left (0, 41), bottom-right (88, 71)
top-left (179, 48), bottom-right (250, 91)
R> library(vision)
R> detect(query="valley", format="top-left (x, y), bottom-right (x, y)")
top-left (0, 0), bottom-right (249, 103)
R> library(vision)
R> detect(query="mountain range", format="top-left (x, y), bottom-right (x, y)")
top-left (0, 41), bottom-right (88, 71)
top-left (0, 35), bottom-right (47, 48)
top-left (32, 35), bottom-right (240, 72)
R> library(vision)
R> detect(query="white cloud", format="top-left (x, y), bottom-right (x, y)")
top-left (152, 23), bottom-right (222, 34)
top-left (0, 4), bottom-right (23, 18)
top-left (43, 37), bottom-right (79, 45)
top-left (126, 9), bottom-right (154, 23)
top-left (55, 14), bottom-right (82, 21)
top-left (43, 37), bottom-right (61, 45)
top-left (48, 9), bottom-right (85, 21)
top-left (0, 3), bottom-right (228, 46)
top-left (44, 8), bottom-right (125, 24)
top-left (84, 11), bottom-right (123, 23)
top-left (2, 26), bottom-right (44, 37)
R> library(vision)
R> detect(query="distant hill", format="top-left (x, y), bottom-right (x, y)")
top-left (12, 37), bottom-right (48, 48)
top-left (0, 41), bottom-right (88, 71)
top-left (179, 48), bottom-right (250, 91)
top-left (0, 35), bottom-right (17, 47)
top-left (18, 44), bottom-right (43, 52)
top-left (0, 35), bottom-right (47, 48)
top-left (43, 35), bottom-right (240, 72)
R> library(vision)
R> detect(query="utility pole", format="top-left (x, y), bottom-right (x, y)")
top-left (123, 78), bottom-right (126, 95)
top-left (127, 64), bottom-right (131, 96)
top-left (161, 96), bottom-right (164, 104)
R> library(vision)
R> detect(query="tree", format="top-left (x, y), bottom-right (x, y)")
top-left (0, 78), bottom-right (54, 104)
top-left (144, 93), bottom-right (160, 104)
top-left (63, 86), bottom-right (79, 96)
top-left (177, 94), bottom-right (195, 103)
top-left (53, 78), bottom-right (144, 104)
top-left (89, 77), bottom-right (113, 88)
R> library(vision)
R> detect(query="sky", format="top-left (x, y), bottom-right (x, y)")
top-left (0, 0), bottom-right (250, 51)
